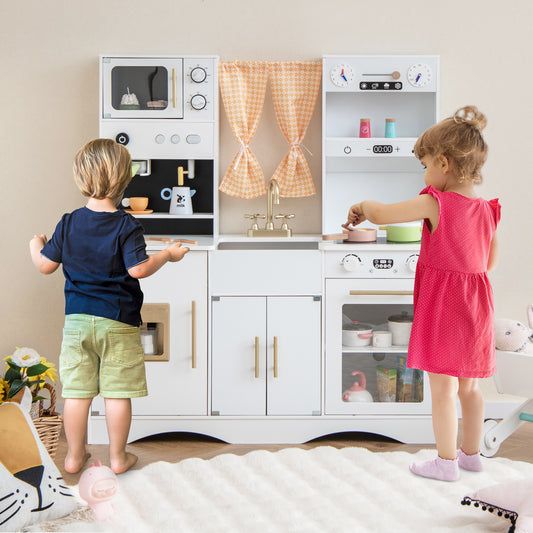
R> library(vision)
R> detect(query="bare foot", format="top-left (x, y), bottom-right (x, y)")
top-left (64, 452), bottom-right (91, 474)
top-left (110, 452), bottom-right (138, 474)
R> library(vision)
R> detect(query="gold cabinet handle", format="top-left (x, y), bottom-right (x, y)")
top-left (191, 300), bottom-right (196, 369)
top-left (273, 336), bottom-right (278, 378)
top-left (349, 290), bottom-right (414, 296)
top-left (254, 337), bottom-right (259, 378)
top-left (172, 68), bottom-right (177, 108)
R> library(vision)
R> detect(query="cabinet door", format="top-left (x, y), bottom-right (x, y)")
top-left (211, 297), bottom-right (266, 415)
top-left (266, 297), bottom-right (321, 416)
top-left (132, 251), bottom-right (208, 415)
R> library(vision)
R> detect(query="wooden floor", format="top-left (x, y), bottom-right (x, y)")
top-left (55, 422), bottom-right (533, 486)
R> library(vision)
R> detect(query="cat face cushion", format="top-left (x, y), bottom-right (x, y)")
top-left (0, 389), bottom-right (77, 531)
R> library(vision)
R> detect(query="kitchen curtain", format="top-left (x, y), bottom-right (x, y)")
top-left (218, 60), bottom-right (322, 199)
top-left (218, 61), bottom-right (269, 198)
top-left (269, 61), bottom-right (322, 197)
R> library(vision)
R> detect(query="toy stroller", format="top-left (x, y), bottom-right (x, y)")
top-left (481, 349), bottom-right (533, 457)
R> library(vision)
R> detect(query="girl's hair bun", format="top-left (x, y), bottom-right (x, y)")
top-left (453, 105), bottom-right (487, 131)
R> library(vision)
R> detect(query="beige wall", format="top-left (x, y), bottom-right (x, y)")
top-left (1, 1), bottom-right (532, 400)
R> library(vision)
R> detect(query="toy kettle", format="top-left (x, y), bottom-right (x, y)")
top-left (342, 371), bottom-right (373, 402)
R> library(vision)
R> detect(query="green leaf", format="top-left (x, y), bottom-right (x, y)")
top-left (26, 364), bottom-right (48, 377)
top-left (32, 396), bottom-right (45, 402)
top-left (5, 367), bottom-right (21, 383)
top-left (7, 380), bottom-right (28, 398)
top-left (6, 360), bottom-right (21, 371)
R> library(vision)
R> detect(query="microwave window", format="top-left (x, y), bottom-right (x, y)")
top-left (111, 66), bottom-right (168, 111)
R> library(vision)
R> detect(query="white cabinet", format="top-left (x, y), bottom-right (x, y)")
top-left (211, 296), bottom-right (321, 416)
top-left (134, 251), bottom-right (208, 415)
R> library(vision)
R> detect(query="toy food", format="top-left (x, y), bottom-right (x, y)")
top-left (78, 460), bottom-right (118, 521)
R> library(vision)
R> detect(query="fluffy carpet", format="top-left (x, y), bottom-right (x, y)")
top-left (25, 446), bottom-right (533, 533)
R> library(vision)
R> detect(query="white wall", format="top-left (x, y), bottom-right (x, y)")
top-left (1, 0), bottom-right (531, 397)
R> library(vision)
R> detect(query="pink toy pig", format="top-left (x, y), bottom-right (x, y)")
top-left (78, 460), bottom-right (119, 521)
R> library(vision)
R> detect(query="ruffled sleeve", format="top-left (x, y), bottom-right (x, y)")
top-left (488, 198), bottom-right (501, 226)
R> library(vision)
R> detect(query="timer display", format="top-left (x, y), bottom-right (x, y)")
top-left (372, 144), bottom-right (393, 154)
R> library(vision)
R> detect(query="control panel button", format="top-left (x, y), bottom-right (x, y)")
top-left (155, 134), bottom-right (165, 144)
top-left (186, 134), bottom-right (201, 144)
top-left (171, 134), bottom-right (181, 144)
top-left (115, 133), bottom-right (129, 145)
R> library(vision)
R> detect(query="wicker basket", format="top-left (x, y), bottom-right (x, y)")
top-left (32, 383), bottom-right (63, 460)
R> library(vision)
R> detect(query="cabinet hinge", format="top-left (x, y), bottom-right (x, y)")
top-left (211, 410), bottom-right (220, 416)
top-left (212, 296), bottom-right (220, 302)
top-left (312, 410), bottom-right (321, 416)
top-left (313, 296), bottom-right (321, 302)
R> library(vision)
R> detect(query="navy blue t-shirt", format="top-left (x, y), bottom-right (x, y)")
top-left (42, 207), bottom-right (149, 326)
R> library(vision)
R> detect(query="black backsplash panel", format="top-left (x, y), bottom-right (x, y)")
top-left (138, 217), bottom-right (213, 236)
top-left (124, 159), bottom-right (214, 213)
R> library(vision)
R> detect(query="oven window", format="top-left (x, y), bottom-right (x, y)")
top-left (111, 66), bottom-right (169, 111)
top-left (341, 303), bottom-right (423, 404)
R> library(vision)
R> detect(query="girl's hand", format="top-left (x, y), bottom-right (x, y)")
top-left (343, 203), bottom-right (366, 227)
top-left (167, 242), bottom-right (190, 262)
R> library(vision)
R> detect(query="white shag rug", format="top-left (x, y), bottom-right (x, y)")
top-left (25, 446), bottom-right (533, 533)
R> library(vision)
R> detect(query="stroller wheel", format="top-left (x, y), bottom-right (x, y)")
top-left (480, 419), bottom-right (500, 457)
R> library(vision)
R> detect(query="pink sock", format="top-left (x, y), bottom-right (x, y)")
top-left (409, 455), bottom-right (459, 482)
top-left (457, 448), bottom-right (483, 472)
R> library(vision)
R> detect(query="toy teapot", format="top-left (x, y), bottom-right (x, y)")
top-left (342, 371), bottom-right (374, 402)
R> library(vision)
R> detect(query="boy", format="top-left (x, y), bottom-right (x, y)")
top-left (30, 139), bottom-right (188, 474)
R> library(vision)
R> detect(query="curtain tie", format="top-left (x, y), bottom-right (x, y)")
top-left (290, 142), bottom-right (313, 157)
top-left (233, 142), bottom-right (250, 169)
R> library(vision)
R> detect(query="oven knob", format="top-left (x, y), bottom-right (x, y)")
top-left (191, 67), bottom-right (207, 83)
top-left (190, 94), bottom-right (207, 110)
top-left (406, 254), bottom-right (419, 273)
top-left (341, 254), bottom-right (361, 272)
top-left (115, 133), bottom-right (129, 145)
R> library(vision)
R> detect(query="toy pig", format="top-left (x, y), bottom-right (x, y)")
top-left (78, 460), bottom-right (118, 521)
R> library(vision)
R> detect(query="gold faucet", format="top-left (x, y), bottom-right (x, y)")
top-left (266, 178), bottom-right (280, 230)
top-left (245, 178), bottom-right (294, 237)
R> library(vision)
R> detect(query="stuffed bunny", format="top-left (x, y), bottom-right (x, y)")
top-left (495, 304), bottom-right (533, 354)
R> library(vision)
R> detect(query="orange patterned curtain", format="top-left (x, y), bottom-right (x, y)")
top-left (269, 61), bottom-right (322, 197)
top-left (218, 61), bottom-right (269, 198)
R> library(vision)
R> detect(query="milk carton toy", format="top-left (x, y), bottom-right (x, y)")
top-left (78, 460), bottom-right (118, 521)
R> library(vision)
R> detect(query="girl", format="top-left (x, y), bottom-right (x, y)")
top-left (344, 106), bottom-right (500, 481)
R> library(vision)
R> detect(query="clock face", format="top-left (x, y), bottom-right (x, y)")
top-left (407, 63), bottom-right (432, 88)
top-left (330, 64), bottom-right (355, 88)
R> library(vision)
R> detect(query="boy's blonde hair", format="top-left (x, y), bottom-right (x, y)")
top-left (414, 105), bottom-right (488, 184)
top-left (73, 139), bottom-right (132, 206)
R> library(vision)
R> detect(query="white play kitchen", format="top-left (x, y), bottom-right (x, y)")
top-left (88, 54), bottom-right (473, 445)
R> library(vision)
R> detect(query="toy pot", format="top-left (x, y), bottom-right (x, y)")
top-left (342, 322), bottom-right (373, 347)
top-left (379, 222), bottom-right (422, 243)
top-left (343, 371), bottom-right (374, 402)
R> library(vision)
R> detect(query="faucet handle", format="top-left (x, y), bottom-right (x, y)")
top-left (274, 214), bottom-right (295, 230)
top-left (244, 213), bottom-right (266, 230)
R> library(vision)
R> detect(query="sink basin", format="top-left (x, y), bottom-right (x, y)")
top-left (217, 240), bottom-right (319, 250)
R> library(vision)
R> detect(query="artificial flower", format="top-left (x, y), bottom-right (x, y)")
top-left (11, 347), bottom-right (41, 368)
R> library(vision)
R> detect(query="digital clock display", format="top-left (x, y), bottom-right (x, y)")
top-left (372, 145), bottom-right (393, 154)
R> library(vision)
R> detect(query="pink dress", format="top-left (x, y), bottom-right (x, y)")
top-left (407, 186), bottom-right (501, 378)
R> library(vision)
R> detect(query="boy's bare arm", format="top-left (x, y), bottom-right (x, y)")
top-left (128, 242), bottom-right (189, 279)
top-left (29, 234), bottom-right (60, 274)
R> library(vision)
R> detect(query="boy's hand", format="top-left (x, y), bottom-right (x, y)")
top-left (343, 203), bottom-right (366, 228)
top-left (167, 242), bottom-right (190, 262)
top-left (30, 234), bottom-right (47, 248)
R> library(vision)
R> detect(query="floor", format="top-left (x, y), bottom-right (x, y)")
top-left (55, 422), bottom-right (533, 486)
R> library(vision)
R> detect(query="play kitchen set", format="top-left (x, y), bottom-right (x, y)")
top-left (87, 54), bottom-right (515, 447)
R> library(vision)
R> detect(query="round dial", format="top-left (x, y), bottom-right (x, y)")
top-left (330, 64), bottom-right (355, 88)
top-left (190, 94), bottom-right (207, 110)
top-left (190, 67), bottom-right (207, 83)
top-left (407, 63), bottom-right (432, 87)
top-left (341, 254), bottom-right (361, 272)
top-left (406, 254), bottom-right (419, 273)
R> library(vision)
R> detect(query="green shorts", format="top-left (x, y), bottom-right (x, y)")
top-left (60, 314), bottom-right (148, 399)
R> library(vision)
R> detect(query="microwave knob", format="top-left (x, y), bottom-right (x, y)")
top-left (190, 67), bottom-right (207, 83)
top-left (190, 94), bottom-right (207, 110)
top-left (115, 133), bottom-right (129, 145)
top-left (406, 254), bottom-right (419, 273)
top-left (341, 254), bottom-right (361, 272)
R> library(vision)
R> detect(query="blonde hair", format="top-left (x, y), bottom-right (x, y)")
top-left (414, 105), bottom-right (488, 184)
top-left (73, 139), bottom-right (132, 206)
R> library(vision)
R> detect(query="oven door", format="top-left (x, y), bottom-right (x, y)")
top-left (101, 57), bottom-right (183, 119)
top-left (325, 278), bottom-right (431, 415)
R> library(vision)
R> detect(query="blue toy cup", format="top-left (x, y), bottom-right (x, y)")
top-left (385, 119), bottom-right (396, 138)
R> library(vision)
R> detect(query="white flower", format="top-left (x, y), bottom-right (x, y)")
top-left (11, 347), bottom-right (41, 368)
